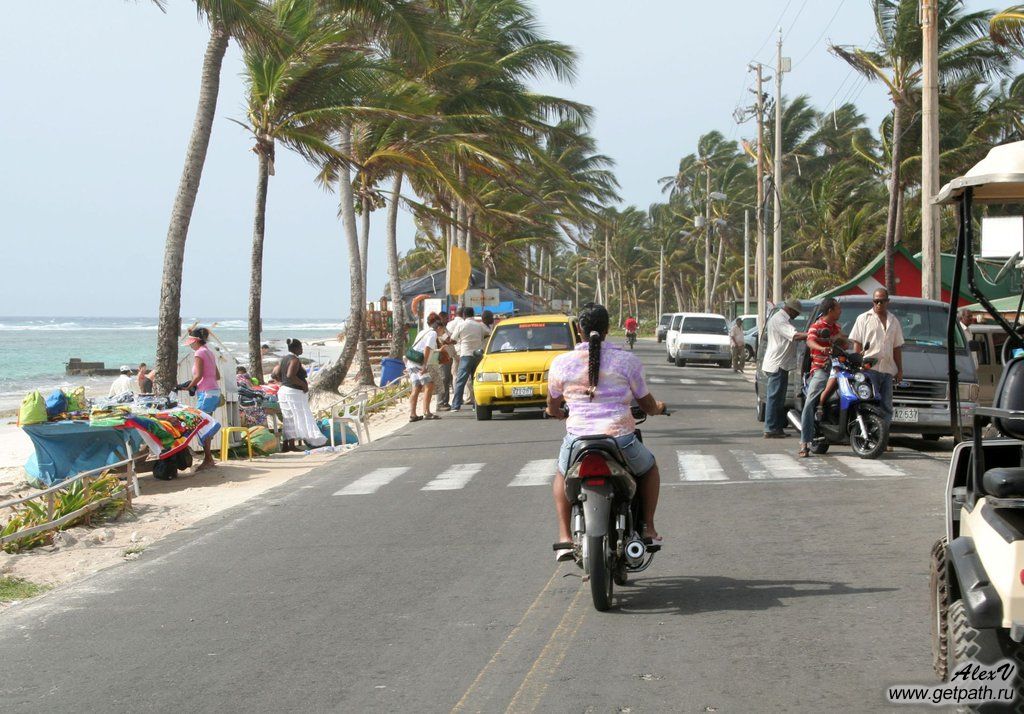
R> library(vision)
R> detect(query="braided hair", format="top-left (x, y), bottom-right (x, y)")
top-left (578, 303), bottom-right (610, 401)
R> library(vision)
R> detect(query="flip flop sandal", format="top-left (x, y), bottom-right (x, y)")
top-left (409, 415), bottom-right (423, 422)
top-left (424, 413), bottom-right (441, 420)
top-left (797, 447), bottom-right (810, 458)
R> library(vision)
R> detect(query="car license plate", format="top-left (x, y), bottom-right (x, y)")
top-left (511, 386), bottom-right (534, 398)
top-left (893, 407), bottom-right (919, 422)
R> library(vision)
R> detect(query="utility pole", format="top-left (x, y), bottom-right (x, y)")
top-left (921, 0), bottom-right (941, 300)
top-left (773, 31), bottom-right (789, 304)
top-left (704, 166), bottom-right (712, 312)
top-left (658, 244), bottom-right (665, 319)
top-left (604, 230), bottom-right (610, 309)
top-left (753, 63), bottom-right (767, 330)
top-left (744, 209), bottom-right (750, 315)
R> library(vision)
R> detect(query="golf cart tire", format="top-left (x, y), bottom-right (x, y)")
top-left (675, 356), bottom-right (686, 367)
top-left (475, 405), bottom-right (492, 421)
top-left (810, 439), bottom-right (830, 455)
top-left (930, 537), bottom-right (950, 680)
top-left (948, 599), bottom-right (1024, 704)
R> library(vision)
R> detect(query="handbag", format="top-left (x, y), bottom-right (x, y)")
top-left (405, 346), bottom-right (425, 365)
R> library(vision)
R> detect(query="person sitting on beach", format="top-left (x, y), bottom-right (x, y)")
top-left (236, 365), bottom-right (256, 388)
top-left (108, 366), bottom-right (135, 398)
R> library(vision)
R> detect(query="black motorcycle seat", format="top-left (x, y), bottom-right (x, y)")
top-left (567, 435), bottom-right (628, 471)
top-left (983, 467), bottom-right (1024, 499)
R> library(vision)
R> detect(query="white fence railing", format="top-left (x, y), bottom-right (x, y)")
top-left (0, 444), bottom-right (139, 547)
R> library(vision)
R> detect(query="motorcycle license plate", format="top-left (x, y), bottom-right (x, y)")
top-left (511, 386), bottom-right (534, 398)
top-left (893, 407), bottom-right (919, 422)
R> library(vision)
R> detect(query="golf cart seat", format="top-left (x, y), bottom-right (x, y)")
top-left (992, 355), bottom-right (1024, 439)
top-left (983, 467), bottom-right (1024, 498)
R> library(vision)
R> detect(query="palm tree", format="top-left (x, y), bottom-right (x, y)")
top-left (154, 0), bottom-right (267, 393)
top-left (830, 0), bottom-right (1009, 293)
top-left (991, 6), bottom-right (1024, 46)
top-left (237, 0), bottom-right (378, 381)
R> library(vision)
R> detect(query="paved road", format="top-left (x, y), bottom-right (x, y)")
top-left (0, 339), bottom-right (950, 712)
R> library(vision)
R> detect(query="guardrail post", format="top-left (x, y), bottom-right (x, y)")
top-left (83, 475), bottom-right (92, 526)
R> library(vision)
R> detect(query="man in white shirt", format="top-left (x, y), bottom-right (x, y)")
top-left (763, 300), bottom-right (808, 437)
top-left (729, 318), bottom-right (746, 372)
top-left (448, 307), bottom-right (491, 411)
top-left (108, 366), bottom-right (135, 398)
top-left (848, 288), bottom-right (904, 424)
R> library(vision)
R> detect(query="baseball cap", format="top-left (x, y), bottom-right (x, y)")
top-left (784, 299), bottom-right (802, 313)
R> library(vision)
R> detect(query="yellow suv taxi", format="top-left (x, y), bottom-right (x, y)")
top-left (473, 314), bottom-right (581, 421)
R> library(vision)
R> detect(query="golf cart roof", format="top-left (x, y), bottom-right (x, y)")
top-left (935, 141), bottom-right (1024, 205)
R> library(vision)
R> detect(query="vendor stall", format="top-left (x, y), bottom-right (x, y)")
top-left (22, 421), bottom-right (145, 488)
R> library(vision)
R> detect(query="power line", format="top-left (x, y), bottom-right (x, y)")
top-left (782, 0), bottom-right (813, 44)
top-left (750, 0), bottom-right (794, 61)
top-left (791, 0), bottom-right (845, 70)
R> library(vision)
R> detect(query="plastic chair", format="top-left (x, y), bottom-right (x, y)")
top-left (327, 397), bottom-right (371, 447)
top-left (219, 427), bottom-right (254, 462)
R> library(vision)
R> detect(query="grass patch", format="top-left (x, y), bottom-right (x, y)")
top-left (122, 544), bottom-right (146, 558)
top-left (0, 576), bottom-right (50, 602)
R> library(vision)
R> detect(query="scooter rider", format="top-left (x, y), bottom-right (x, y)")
top-left (798, 298), bottom-right (846, 458)
top-left (546, 303), bottom-right (666, 562)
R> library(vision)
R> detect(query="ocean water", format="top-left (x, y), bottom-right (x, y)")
top-left (0, 317), bottom-right (345, 412)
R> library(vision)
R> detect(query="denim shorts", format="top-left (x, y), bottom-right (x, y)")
top-left (557, 432), bottom-right (656, 476)
top-left (196, 389), bottom-right (221, 415)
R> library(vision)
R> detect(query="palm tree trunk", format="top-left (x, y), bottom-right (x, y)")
top-left (247, 145), bottom-right (271, 383)
top-left (386, 172), bottom-right (406, 358)
top-left (356, 196), bottom-right (375, 385)
top-left (884, 101), bottom-right (903, 294)
top-left (314, 126), bottom-right (362, 394)
top-left (154, 24), bottom-right (230, 393)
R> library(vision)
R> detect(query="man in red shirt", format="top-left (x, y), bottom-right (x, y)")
top-left (624, 316), bottom-right (638, 334)
top-left (798, 298), bottom-right (845, 457)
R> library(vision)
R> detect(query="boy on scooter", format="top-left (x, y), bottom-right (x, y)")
top-left (799, 298), bottom-right (847, 457)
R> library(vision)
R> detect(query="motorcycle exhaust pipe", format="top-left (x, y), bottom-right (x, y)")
top-left (786, 409), bottom-right (801, 431)
top-left (625, 538), bottom-right (646, 564)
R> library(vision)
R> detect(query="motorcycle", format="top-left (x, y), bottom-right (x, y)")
top-left (554, 405), bottom-right (669, 611)
top-left (787, 336), bottom-right (890, 459)
top-left (626, 331), bottom-right (637, 350)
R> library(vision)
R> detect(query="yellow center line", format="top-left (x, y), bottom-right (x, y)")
top-left (451, 568), bottom-right (563, 713)
top-left (504, 584), bottom-right (587, 714)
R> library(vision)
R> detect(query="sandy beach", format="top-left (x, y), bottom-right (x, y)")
top-left (0, 378), bottom-right (407, 595)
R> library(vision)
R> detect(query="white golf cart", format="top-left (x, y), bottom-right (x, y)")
top-left (931, 141), bottom-right (1024, 704)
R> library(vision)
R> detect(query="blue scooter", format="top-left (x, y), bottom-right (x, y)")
top-left (787, 338), bottom-right (890, 459)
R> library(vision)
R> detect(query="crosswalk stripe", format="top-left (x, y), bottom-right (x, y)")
top-left (708, 380), bottom-right (730, 386)
top-left (508, 459), bottom-right (557, 487)
top-left (834, 456), bottom-right (905, 477)
top-left (677, 451), bottom-right (727, 481)
top-left (679, 378), bottom-right (697, 385)
top-left (333, 467), bottom-right (410, 496)
top-left (423, 463), bottom-right (484, 491)
top-left (730, 450), bottom-right (817, 479)
top-left (649, 376), bottom-right (668, 384)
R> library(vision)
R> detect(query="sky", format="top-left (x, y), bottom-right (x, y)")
top-left (0, 0), bottom-right (991, 319)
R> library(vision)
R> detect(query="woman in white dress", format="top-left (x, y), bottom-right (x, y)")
top-left (271, 339), bottom-right (327, 451)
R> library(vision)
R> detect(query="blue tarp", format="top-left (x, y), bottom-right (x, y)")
top-left (22, 422), bottom-right (145, 488)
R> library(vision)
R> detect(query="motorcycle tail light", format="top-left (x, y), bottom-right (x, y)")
top-left (583, 477), bottom-right (607, 486)
top-left (579, 454), bottom-right (611, 478)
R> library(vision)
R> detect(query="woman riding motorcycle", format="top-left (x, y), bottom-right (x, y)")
top-left (546, 303), bottom-right (667, 562)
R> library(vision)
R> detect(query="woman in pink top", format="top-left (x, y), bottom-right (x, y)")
top-left (546, 304), bottom-right (666, 562)
top-left (183, 327), bottom-right (222, 471)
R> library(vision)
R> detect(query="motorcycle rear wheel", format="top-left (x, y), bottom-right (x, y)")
top-left (587, 534), bottom-right (613, 611)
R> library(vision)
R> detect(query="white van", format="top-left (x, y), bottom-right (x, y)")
top-left (665, 312), bottom-right (732, 367)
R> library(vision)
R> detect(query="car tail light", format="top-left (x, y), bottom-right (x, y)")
top-left (579, 453), bottom-right (611, 478)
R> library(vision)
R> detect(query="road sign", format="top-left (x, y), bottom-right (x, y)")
top-left (462, 289), bottom-right (500, 309)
